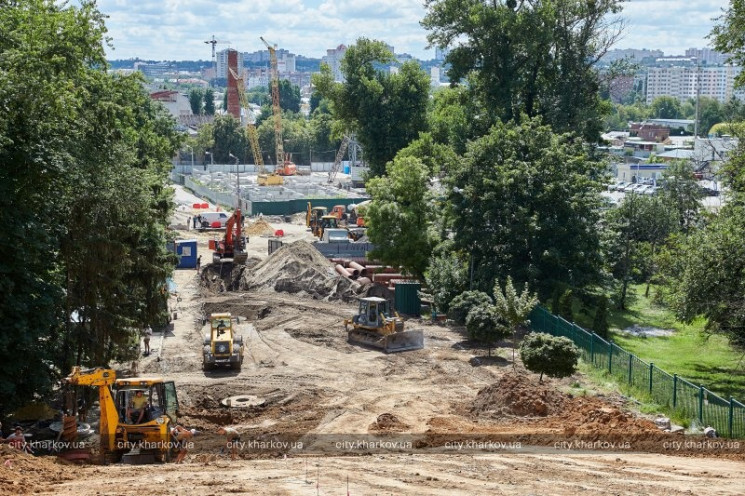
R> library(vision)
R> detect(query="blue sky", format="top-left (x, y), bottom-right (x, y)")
top-left (93, 0), bottom-right (730, 61)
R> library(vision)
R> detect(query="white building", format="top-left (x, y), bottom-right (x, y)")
top-left (646, 65), bottom-right (745, 104)
top-left (322, 44), bottom-right (347, 82)
top-left (215, 49), bottom-right (244, 79)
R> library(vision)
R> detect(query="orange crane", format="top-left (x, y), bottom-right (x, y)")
top-left (260, 36), bottom-right (296, 176)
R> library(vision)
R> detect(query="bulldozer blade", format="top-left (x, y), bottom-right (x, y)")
top-left (347, 329), bottom-right (423, 353)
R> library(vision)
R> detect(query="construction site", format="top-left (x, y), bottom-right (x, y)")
top-left (2, 32), bottom-right (743, 496)
top-left (0, 182), bottom-right (744, 496)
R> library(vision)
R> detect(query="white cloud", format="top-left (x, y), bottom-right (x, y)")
top-left (94, 0), bottom-right (730, 61)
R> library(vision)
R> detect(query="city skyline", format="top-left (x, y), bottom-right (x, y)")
top-left (93, 0), bottom-right (729, 61)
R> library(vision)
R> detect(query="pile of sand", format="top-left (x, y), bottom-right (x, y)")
top-left (245, 220), bottom-right (276, 236)
top-left (0, 445), bottom-right (75, 494)
top-left (240, 241), bottom-right (366, 301)
top-left (471, 373), bottom-right (568, 417)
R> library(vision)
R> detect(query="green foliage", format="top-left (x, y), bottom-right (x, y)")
top-left (204, 88), bottom-right (216, 115)
top-left (366, 156), bottom-right (436, 278)
top-left (466, 303), bottom-right (507, 355)
top-left (422, 0), bottom-right (624, 142)
top-left (650, 96), bottom-right (682, 119)
top-left (520, 332), bottom-right (580, 382)
top-left (428, 86), bottom-right (471, 155)
top-left (711, 0), bottom-right (745, 87)
top-left (312, 39), bottom-right (430, 176)
top-left (663, 205), bottom-right (745, 348)
top-left (448, 117), bottom-right (606, 296)
top-left (393, 133), bottom-right (459, 177)
top-left (493, 277), bottom-right (538, 331)
top-left (448, 291), bottom-right (493, 325)
top-left (211, 114), bottom-right (248, 163)
top-left (660, 160), bottom-right (703, 233)
top-left (0, 0), bottom-right (180, 414)
top-left (592, 295), bottom-right (610, 339)
top-left (558, 290), bottom-right (574, 322)
top-left (424, 245), bottom-right (468, 314)
top-left (189, 88), bottom-right (204, 115)
top-left (277, 79), bottom-right (301, 113)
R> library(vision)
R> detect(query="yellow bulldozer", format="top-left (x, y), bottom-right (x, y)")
top-left (344, 297), bottom-right (424, 352)
top-left (203, 313), bottom-right (244, 371)
top-left (65, 366), bottom-right (180, 463)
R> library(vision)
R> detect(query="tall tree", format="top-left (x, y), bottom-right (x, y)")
top-left (448, 117), bottom-right (606, 297)
top-left (189, 88), bottom-right (204, 115)
top-left (711, 0), bottom-right (745, 87)
top-left (422, 0), bottom-right (625, 142)
top-left (204, 88), bottom-right (216, 115)
top-left (660, 160), bottom-right (703, 233)
top-left (312, 38), bottom-right (430, 176)
top-left (650, 96), bottom-right (683, 120)
top-left (366, 156), bottom-right (436, 278)
top-left (276, 79), bottom-right (301, 113)
top-left (211, 114), bottom-right (248, 164)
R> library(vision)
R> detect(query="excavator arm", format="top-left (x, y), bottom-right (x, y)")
top-left (65, 366), bottom-right (120, 452)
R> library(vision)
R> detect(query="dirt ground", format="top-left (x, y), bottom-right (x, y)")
top-left (2, 185), bottom-right (743, 495)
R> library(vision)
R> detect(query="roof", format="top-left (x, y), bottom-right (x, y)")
top-left (657, 149), bottom-right (694, 159)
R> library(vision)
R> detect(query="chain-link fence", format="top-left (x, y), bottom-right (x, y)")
top-left (529, 305), bottom-right (745, 438)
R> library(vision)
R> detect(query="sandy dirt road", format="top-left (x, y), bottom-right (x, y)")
top-left (1, 185), bottom-right (743, 495)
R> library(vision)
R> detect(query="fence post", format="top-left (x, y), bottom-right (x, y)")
top-left (628, 354), bottom-right (633, 385)
top-left (590, 333), bottom-right (595, 366)
top-left (729, 397), bottom-right (734, 439)
top-left (673, 374), bottom-right (678, 408)
top-left (608, 341), bottom-right (613, 374)
top-left (698, 386), bottom-right (705, 423)
top-left (649, 362), bottom-right (654, 394)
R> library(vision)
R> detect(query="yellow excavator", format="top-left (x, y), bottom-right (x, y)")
top-left (65, 366), bottom-right (180, 463)
top-left (344, 297), bottom-right (424, 352)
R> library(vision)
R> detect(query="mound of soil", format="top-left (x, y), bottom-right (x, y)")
top-left (369, 413), bottom-right (409, 433)
top-left (245, 220), bottom-right (275, 236)
top-left (239, 241), bottom-right (366, 301)
top-left (471, 373), bottom-right (567, 417)
top-left (0, 445), bottom-right (75, 495)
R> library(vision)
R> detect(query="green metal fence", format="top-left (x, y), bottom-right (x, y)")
top-left (529, 305), bottom-right (745, 438)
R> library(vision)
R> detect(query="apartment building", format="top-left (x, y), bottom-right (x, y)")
top-left (646, 65), bottom-right (745, 104)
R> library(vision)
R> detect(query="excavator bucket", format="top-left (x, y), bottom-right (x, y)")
top-left (233, 252), bottom-right (248, 264)
top-left (347, 328), bottom-right (424, 353)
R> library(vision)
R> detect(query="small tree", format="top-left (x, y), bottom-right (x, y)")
top-left (558, 289), bottom-right (574, 322)
top-left (520, 333), bottom-right (580, 382)
top-left (493, 276), bottom-right (538, 368)
top-left (592, 295), bottom-right (610, 339)
top-left (448, 290), bottom-right (492, 325)
top-left (466, 303), bottom-right (507, 356)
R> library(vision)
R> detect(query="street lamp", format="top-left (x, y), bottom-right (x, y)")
top-left (186, 145), bottom-right (194, 168)
top-left (204, 150), bottom-right (213, 172)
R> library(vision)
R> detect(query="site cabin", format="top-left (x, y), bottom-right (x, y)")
top-left (203, 313), bottom-right (244, 371)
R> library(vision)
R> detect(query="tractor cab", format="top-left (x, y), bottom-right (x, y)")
top-left (354, 297), bottom-right (392, 328)
top-left (113, 378), bottom-right (179, 426)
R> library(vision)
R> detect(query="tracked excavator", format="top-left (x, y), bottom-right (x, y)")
top-left (211, 208), bottom-right (248, 264)
top-left (345, 297), bottom-right (424, 352)
top-left (65, 366), bottom-right (180, 463)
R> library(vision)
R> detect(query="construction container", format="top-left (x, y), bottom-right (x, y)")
top-left (394, 281), bottom-right (421, 317)
top-left (175, 239), bottom-right (198, 269)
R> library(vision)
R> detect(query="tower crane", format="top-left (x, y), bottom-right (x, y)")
top-left (260, 36), bottom-right (296, 176)
top-left (204, 35), bottom-right (231, 82)
top-left (228, 67), bottom-right (283, 186)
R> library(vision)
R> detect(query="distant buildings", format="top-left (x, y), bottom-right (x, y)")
top-left (216, 49), bottom-right (243, 79)
top-left (646, 65), bottom-right (745, 104)
top-left (322, 44), bottom-right (347, 82)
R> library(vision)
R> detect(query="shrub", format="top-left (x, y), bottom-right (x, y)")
top-left (466, 303), bottom-right (507, 356)
top-left (448, 290), bottom-right (492, 325)
top-left (520, 332), bottom-right (580, 382)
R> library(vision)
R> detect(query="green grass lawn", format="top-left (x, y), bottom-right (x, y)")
top-left (573, 284), bottom-right (745, 401)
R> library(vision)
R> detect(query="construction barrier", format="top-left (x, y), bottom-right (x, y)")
top-left (529, 305), bottom-right (745, 439)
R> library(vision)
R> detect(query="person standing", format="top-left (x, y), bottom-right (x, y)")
top-left (196, 255), bottom-right (202, 273)
top-left (143, 325), bottom-right (153, 356)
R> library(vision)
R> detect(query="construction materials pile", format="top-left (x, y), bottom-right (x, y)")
top-left (0, 445), bottom-right (74, 495)
top-left (244, 219), bottom-right (276, 236)
top-left (240, 240), bottom-right (367, 301)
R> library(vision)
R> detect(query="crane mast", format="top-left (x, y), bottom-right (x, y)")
top-left (260, 36), bottom-right (284, 171)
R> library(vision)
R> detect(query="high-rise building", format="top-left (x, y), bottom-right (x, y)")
top-left (685, 48), bottom-right (730, 66)
top-left (646, 65), bottom-right (745, 104)
top-left (322, 44), bottom-right (347, 82)
top-left (216, 48), bottom-right (244, 79)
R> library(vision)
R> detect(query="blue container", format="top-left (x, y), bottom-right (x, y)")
top-left (175, 239), bottom-right (198, 269)
top-left (343, 165), bottom-right (350, 174)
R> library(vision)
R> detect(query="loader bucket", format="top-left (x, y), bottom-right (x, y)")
top-left (233, 252), bottom-right (248, 264)
top-left (347, 329), bottom-right (423, 353)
